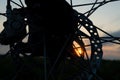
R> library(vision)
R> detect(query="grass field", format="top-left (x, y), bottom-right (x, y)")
top-left (0, 55), bottom-right (120, 80)
top-left (97, 60), bottom-right (120, 80)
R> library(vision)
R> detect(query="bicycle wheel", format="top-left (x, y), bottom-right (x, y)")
top-left (0, 0), bottom-right (120, 80)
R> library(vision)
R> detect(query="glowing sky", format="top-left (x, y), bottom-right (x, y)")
top-left (72, 0), bottom-right (120, 60)
top-left (0, 0), bottom-right (120, 60)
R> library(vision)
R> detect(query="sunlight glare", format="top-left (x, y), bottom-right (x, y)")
top-left (73, 41), bottom-right (84, 57)
top-left (74, 47), bottom-right (83, 57)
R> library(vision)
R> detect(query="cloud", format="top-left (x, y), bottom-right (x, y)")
top-left (109, 30), bottom-right (120, 37)
top-left (101, 30), bottom-right (120, 60)
top-left (102, 43), bottom-right (120, 60)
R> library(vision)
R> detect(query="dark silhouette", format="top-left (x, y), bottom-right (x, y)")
top-left (0, 8), bottom-right (27, 45)
top-left (24, 0), bottom-right (78, 63)
top-left (0, 0), bottom-right (78, 67)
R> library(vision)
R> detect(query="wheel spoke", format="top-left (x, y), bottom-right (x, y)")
top-left (0, 0), bottom-right (120, 80)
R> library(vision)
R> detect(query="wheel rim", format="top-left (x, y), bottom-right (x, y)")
top-left (1, 0), bottom-right (120, 80)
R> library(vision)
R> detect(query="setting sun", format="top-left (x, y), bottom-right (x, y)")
top-left (74, 47), bottom-right (83, 57)
top-left (73, 41), bottom-right (84, 57)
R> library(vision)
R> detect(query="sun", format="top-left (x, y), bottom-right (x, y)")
top-left (74, 47), bottom-right (83, 57)
top-left (73, 41), bottom-right (84, 57)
